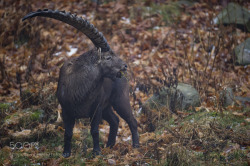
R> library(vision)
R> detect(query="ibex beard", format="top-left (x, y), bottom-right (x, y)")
top-left (23, 9), bottom-right (139, 158)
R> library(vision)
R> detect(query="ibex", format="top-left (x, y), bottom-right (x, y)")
top-left (23, 9), bottom-right (139, 158)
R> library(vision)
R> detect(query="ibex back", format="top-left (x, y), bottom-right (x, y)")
top-left (22, 9), bottom-right (139, 158)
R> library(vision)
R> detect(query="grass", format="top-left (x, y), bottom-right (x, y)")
top-left (3, 108), bottom-right (44, 130)
top-left (0, 103), bottom-right (11, 121)
top-left (1, 100), bottom-right (248, 165)
top-left (0, 147), bottom-right (10, 165)
top-left (12, 153), bottom-right (31, 166)
top-left (0, 103), bottom-right (10, 111)
top-left (30, 109), bottom-right (44, 121)
top-left (151, 109), bottom-right (249, 165)
top-left (1, 109), bottom-right (248, 165)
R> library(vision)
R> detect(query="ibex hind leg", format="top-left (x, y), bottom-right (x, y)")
top-left (62, 111), bottom-right (75, 158)
top-left (112, 97), bottom-right (140, 148)
top-left (102, 106), bottom-right (119, 148)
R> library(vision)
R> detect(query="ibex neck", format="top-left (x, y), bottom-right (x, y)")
top-left (57, 50), bottom-right (103, 111)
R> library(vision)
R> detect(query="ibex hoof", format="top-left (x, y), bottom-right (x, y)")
top-left (106, 143), bottom-right (115, 148)
top-left (92, 149), bottom-right (101, 156)
top-left (62, 152), bottom-right (71, 158)
top-left (133, 144), bottom-right (140, 148)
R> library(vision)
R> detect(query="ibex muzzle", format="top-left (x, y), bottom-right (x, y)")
top-left (23, 9), bottom-right (139, 158)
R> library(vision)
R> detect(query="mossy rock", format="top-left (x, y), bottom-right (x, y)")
top-left (142, 83), bottom-right (201, 114)
top-left (129, 1), bottom-right (185, 25)
top-left (219, 87), bottom-right (235, 107)
top-left (234, 38), bottom-right (250, 66)
top-left (213, 2), bottom-right (250, 32)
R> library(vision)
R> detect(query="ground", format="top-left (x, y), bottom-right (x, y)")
top-left (0, 0), bottom-right (249, 165)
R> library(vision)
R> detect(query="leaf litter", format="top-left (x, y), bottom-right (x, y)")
top-left (0, 0), bottom-right (249, 165)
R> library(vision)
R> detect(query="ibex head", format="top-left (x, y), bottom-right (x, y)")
top-left (22, 9), bottom-right (127, 80)
top-left (96, 48), bottom-right (127, 80)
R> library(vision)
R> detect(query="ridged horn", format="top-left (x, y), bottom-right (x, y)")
top-left (22, 9), bottom-right (110, 52)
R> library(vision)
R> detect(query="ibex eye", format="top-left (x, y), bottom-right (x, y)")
top-left (106, 56), bottom-right (112, 60)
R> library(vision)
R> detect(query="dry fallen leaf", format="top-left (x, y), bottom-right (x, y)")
top-left (245, 118), bottom-right (250, 122)
top-left (172, 143), bottom-right (180, 147)
top-left (140, 132), bottom-right (156, 143)
top-left (12, 129), bottom-right (31, 137)
top-left (0, 1), bottom-right (249, 165)
top-left (232, 112), bottom-right (244, 117)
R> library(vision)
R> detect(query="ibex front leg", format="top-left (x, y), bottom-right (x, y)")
top-left (62, 113), bottom-right (75, 158)
top-left (102, 106), bottom-right (119, 147)
top-left (111, 78), bottom-right (140, 148)
top-left (90, 106), bottom-right (103, 155)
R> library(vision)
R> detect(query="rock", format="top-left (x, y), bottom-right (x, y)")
top-left (220, 87), bottom-right (235, 107)
top-left (177, 83), bottom-right (201, 110)
top-left (234, 38), bottom-right (250, 66)
top-left (213, 2), bottom-right (250, 32)
top-left (235, 96), bottom-right (250, 107)
top-left (219, 87), bottom-right (250, 107)
top-left (142, 83), bottom-right (201, 113)
top-left (176, 0), bottom-right (196, 7)
top-left (108, 159), bottom-right (116, 165)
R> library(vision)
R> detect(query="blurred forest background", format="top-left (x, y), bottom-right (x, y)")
top-left (0, 0), bottom-right (249, 165)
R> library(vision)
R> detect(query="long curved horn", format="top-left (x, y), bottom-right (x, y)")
top-left (22, 9), bottom-right (110, 52)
